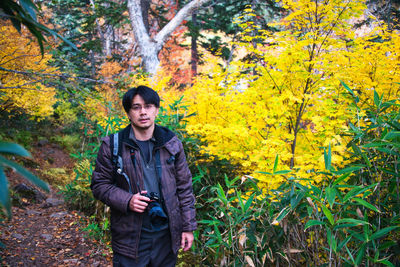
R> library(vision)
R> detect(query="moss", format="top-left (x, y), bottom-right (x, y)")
top-left (40, 167), bottom-right (72, 186)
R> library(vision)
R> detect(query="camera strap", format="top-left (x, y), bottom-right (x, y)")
top-left (154, 150), bottom-right (164, 202)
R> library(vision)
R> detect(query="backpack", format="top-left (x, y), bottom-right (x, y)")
top-left (110, 131), bottom-right (133, 193)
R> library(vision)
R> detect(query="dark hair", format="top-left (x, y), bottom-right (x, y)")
top-left (122, 86), bottom-right (160, 113)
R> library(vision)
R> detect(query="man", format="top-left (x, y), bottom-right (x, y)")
top-left (91, 86), bottom-right (196, 266)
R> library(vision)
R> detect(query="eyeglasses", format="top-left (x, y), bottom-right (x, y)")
top-left (131, 104), bottom-right (156, 112)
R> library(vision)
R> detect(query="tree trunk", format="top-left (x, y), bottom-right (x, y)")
top-left (141, 0), bottom-right (150, 33)
top-left (90, 0), bottom-right (113, 57)
top-left (127, 0), bottom-right (211, 76)
top-left (191, 12), bottom-right (198, 79)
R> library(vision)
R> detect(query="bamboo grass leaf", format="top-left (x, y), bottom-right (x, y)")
top-left (326, 187), bottom-right (336, 209)
top-left (333, 173), bottom-right (351, 186)
top-left (336, 218), bottom-right (369, 226)
top-left (322, 205), bottom-right (334, 225)
top-left (244, 193), bottom-right (255, 212)
top-left (274, 170), bottom-right (292, 175)
top-left (340, 80), bottom-right (359, 103)
top-left (0, 168), bottom-right (11, 218)
top-left (345, 246), bottom-right (356, 264)
top-left (377, 259), bottom-right (395, 267)
top-left (374, 90), bottom-right (380, 108)
top-left (353, 198), bottom-right (380, 213)
top-left (273, 154), bottom-right (279, 173)
top-left (343, 186), bottom-right (365, 203)
top-left (0, 155), bottom-right (49, 192)
top-left (274, 207), bottom-right (290, 223)
top-left (338, 235), bottom-right (352, 252)
top-left (335, 165), bottom-right (364, 175)
top-left (304, 220), bottom-right (325, 230)
top-left (216, 183), bottom-right (228, 205)
top-left (370, 226), bottom-right (400, 241)
top-left (355, 243), bottom-right (366, 265)
top-left (236, 190), bottom-right (245, 212)
top-left (0, 142), bottom-right (31, 157)
top-left (324, 144), bottom-right (332, 171)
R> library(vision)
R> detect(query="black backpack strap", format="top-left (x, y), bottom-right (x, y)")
top-left (111, 133), bottom-right (118, 166)
top-left (110, 131), bottom-right (133, 193)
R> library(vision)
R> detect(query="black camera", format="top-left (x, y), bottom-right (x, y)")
top-left (141, 192), bottom-right (168, 225)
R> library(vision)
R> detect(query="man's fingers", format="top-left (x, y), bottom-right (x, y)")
top-left (129, 192), bottom-right (150, 212)
top-left (181, 236), bottom-right (186, 249)
top-left (185, 237), bottom-right (193, 251)
top-left (181, 232), bottom-right (194, 251)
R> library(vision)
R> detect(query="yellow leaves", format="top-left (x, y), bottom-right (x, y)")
top-left (183, 1), bottom-right (400, 192)
top-left (0, 22), bottom-right (57, 119)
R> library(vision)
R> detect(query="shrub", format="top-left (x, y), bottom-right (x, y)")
top-left (196, 88), bottom-right (400, 266)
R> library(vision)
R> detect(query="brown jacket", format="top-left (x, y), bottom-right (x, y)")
top-left (91, 125), bottom-right (196, 258)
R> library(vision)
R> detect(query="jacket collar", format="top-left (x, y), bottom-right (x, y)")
top-left (121, 124), bottom-right (175, 149)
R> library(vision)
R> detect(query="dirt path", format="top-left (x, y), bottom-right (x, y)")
top-left (0, 195), bottom-right (112, 266)
top-left (0, 142), bottom-right (112, 266)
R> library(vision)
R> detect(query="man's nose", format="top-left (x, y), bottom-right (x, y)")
top-left (139, 106), bottom-right (147, 113)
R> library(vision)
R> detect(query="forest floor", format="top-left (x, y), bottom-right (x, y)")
top-left (0, 142), bottom-right (112, 266)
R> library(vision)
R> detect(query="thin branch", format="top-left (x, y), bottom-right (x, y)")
top-left (0, 66), bottom-right (113, 84)
top-left (0, 79), bottom-right (43, 90)
top-left (316, 1), bottom-right (351, 57)
top-left (0, 54), bottom-right (40, 67)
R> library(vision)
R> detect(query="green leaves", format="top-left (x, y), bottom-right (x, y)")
top-left (321, 205), bottom-right (334, 225)
top-left (216, 183), bottom-right (228, 206)
top-left (336, 218), bottom-right (369, 226)
top-left (0, 0), bottom-right (76, 55)
top-left (0, 155), bottom-right (49, 192)
top-left (258, 155), bottom-right (292, 176)
top-left (343, 183), bottom-right (377, 203)
top-left (0, 168), bottom-right (11, 217)
top-left (353, 198), bottom-right (380, 213)
top-left (324, 144), bottom-right (333, 171)
top-left (304, 219), bottom-right (325, 230)
top-left (274, 207), bottom-right (291, 222)
top-left (370, 226), bottom-right (400, 241)
top-left (325, 187), bottom-right (336, 209)
top-left (0, 142), bottom-right (31, 157)
top-left (0, 141), bottom-right (49, 218)
top-left (340, 80), bottom-right (359, 104)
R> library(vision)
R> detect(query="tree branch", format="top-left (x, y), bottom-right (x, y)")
top-left (154, 0), bottom-right (211, 49)
top-left (0, 66), bottom-right (113, 84)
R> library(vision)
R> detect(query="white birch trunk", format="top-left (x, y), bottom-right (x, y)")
top-left (127, 0), bottom-right (211, 76)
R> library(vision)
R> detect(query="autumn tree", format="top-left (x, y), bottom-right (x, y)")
top-left (0, 21), bottom-right (57, 119)
top-left (184, 1), bottom-right (400, 189)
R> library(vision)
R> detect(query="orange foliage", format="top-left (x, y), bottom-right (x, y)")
top-left (159, 31), bottom-right (192, 86)
top-left (152, 0), bottom-right (192, 86)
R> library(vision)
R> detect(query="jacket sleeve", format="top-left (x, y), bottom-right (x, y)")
top-left (174, 140), bottom-right (197, 232)
top-left (90, 136), bottom-right (133, 213)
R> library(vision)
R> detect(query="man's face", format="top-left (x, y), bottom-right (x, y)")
top-left (128, 95), bottom-right (159, 131)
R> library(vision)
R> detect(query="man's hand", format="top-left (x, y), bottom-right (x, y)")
top-left (129, 191), bottom-right (150, 213)
top-left (181, 232), bottom-right (194, 251)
